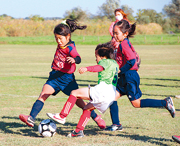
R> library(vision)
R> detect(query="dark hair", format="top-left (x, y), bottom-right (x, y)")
top-left (54, 19), bottom-right (87, 36)
top-left (114, 19), bottom-right (136, 38)
top-left (95, 42), bottom-right (114, 59)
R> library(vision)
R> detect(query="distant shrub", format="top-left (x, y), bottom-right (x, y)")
top-left (136, 23), bottom-right (163, 35)
top-left (0, 19), bottom-right (163, 37)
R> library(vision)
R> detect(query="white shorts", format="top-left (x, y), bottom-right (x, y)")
top-left (89, 81), bottom-right (116, 113)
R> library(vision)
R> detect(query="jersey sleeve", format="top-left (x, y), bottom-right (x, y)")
top-left (68, 45), bottom-right (81, 58)
top-left (121, 40), bottom-right (136, 61)
top-left (86, 65), bottom-right (104, 72)
top-left (119, 40), bottom-right (136, 74)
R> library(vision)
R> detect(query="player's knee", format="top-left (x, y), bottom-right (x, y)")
top-left (70, 90), bottom-right (78, 97)
top-left (127, 91), bottom-right (140, 108)
top-left (38, 93), bottom-right (49, 102)
top-left (130, 99), bottom-right (141, 108)
top-left (131, 102), bottom-right (140, 108)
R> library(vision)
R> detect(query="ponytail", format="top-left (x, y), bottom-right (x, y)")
top-left (114, 19), bottom-right (136, 38)
top-left (54, 19), bottom-right (87, 36)
top-left (128, 23), bottom-right (136, 38)
top-left (66, 19), bottom-right (87, 33)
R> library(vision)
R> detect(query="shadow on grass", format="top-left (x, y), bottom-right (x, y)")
top-left (31, 76), bottom-right (97, 87)
top-left (56, 124), bottom-right (100, 136)
top-left (1, 116), bottom-right (100, 137)
top-left (0, 116), bottom-right (56, 137)
top-left (0, 116), bottom-right (175, 145)
top-left (140, 83), bottom-right (180, 88)
top-left (101, 131), bottom-right (173, 146)
top-left (141, 77), bottom-right (180, 82)
top-left (142, 93), bottom-right (173, 98)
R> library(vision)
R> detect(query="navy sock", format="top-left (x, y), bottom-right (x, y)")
top-left (91, 110), bottom-right (97, 120)
top-left (140, 99), bottom-right (166, 108)
top-left (110, 101), bottom-right (120, 125)
top-left (30, 100), bottom-right (44, 120)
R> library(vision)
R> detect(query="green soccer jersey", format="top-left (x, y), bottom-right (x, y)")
top-left (98, 59), bottom-right (119, 86)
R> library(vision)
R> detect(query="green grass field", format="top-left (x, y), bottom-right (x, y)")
top-left (0, 45), bottom-right (180, 146)
top-left (0, 34), bottom-right (180, 45)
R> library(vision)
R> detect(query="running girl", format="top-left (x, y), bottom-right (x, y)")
top-left (19, 19), bottom-right (105, 128)
top-left (47, 42), bottom-right (119, 137)
top-left (105, 19), bottom-right (176, 131)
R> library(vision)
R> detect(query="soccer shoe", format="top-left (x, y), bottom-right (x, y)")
top-left (46, 113), bottom-right (66, 124)
top-left (105, 124), bottom-right (123, 131)
top-left (67, 130), bottom-right (84, 138)
top-left (19, 114), bottom-right (35, 127)
top-left (164, 97), bottom-right (175, 118)
top-left (172, 135), bottom-right (180, 144)
top-left (94, 115), bottom-right (106, 129)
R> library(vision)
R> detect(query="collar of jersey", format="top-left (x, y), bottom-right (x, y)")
top-left (58, 40), bottom-right (74, 49)
top-left (59, 45), bottom-right (68, 49)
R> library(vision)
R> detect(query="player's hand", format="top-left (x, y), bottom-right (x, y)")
top-left (66, 57), bottom-right (75, 64)
top-left (78, 67), bottom-right (87, 74)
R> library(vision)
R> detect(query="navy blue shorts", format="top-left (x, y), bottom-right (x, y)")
top-left (45, 70), bottom-right (78, 96)
top-left (116, 70), bottom-right (142, 101)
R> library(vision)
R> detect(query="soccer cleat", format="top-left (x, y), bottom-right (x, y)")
top-left (19, 114), bottom-right (35, 127)
top-left (105, 124), bottom-right (123, 131)
top-left (46, 113), bottom-right (66, 124)
top-left (94, 115), bottom-right (106, 129)
top-left (164, 97), bottom-right (175, 118)
top-left (172, 135), bottom-right (180, 144)
top-left (67, 130), bottom-right (84, 138)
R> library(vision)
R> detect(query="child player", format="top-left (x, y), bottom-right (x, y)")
top-left (47, 42), bottom-right (119, 137)
top-left (19, 19), bottom-right (105, 129)
top-left (105, 19), bottom-right (176, 131)
top-left (109, 8), bottom-right (129, 51)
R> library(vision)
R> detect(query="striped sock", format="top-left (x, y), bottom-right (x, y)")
top-left (75, 110), bottom-right (91, 133)
top-left (60, 95), bottom-right (77, 118)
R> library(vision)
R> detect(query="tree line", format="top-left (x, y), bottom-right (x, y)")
top-left (0, 0), bottom-right (179, 33)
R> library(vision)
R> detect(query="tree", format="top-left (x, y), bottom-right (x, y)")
top-left (98, 0), bottom-right (120, 20)
top-left (121, 5), bottom-right (135, 22)
top-left (163, 0), bottom-right (180, 29)
top-left (63, 7), bottom-right (89, 20)
top-left (135, 9), bottom-right (161, 24)
top-left (29, 15), bottom-right (44, 21)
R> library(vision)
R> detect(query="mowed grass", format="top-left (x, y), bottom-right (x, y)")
top-left (0, 45), bottom-right (180, 146)
top-left (0, 34), bottom-right (180, 45)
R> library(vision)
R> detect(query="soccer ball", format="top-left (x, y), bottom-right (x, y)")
top-left (38, 119), bottom-right (57, 137)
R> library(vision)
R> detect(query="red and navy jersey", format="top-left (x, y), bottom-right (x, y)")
top-left (51, 41), bottom-right (80, 74)
top-left (116, 38), bottom-right (138, 72)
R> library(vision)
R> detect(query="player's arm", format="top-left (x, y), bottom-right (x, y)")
top-left (67, 46), bottom-right (81, 64)
top-left (78, 65), bottom-right (104, 74)
top-left (119, 59), bottom-right (135, 75)
top-left (119, 41), bottom-right (136, 74)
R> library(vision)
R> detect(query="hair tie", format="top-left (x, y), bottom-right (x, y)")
top-left (61, 20), bottom-right (70, 28)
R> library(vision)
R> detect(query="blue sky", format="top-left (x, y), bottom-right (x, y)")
top-left (0, 0), bottom-right (171, 18)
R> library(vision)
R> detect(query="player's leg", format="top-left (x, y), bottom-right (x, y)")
top-left (47, 78), bottom-right (106, 129)
top-left (127, 82), bottom-right (175, 118)
top-left (47, 88), bottom-right (90, 124)
top-left (19, 84), bottom-right (55, 127)
top-left (105, 90), bottom-right (123, 131)
top-left (62, 77), bottom-right (101, 123)
top-left (172, 135), bottom-right (180, 144)
top-left (67, 103), bottom-right (95, 137)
